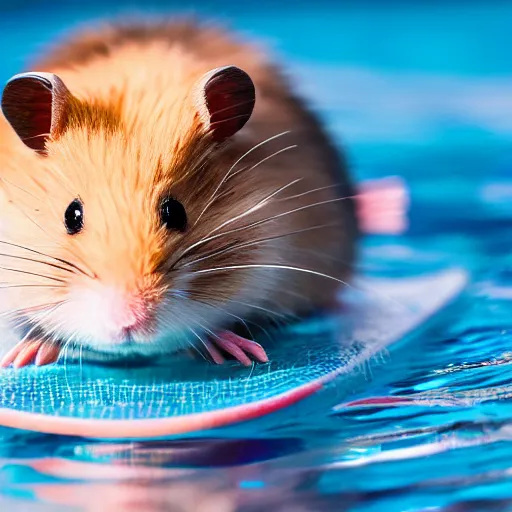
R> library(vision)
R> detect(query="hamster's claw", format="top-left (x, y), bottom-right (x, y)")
top-left (203, 339), bottom-right (226, 365)
top-left (0, 339), bottom-right (60, 368)
top-left (208, 331), bottom-right (269, 367)
top-left (35, 342), bottom-right (61, 366)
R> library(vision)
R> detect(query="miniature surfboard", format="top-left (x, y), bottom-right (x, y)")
top-left (0, 268), bottom-right (468, 439)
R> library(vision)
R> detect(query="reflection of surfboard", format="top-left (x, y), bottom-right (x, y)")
top-left (0, 268), bottom-right (467, 439)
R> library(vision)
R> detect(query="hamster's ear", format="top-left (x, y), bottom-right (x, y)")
top-left (194, 66), bottom-right (255, 142)
top-left (1, 72), bottom-right (71, 154)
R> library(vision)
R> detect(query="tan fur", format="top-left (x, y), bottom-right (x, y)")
top-left (0, 19), bottom-right (358, 355)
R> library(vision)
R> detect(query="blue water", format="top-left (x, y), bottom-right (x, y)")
top-left (1, 1), bottom-right (512, 510)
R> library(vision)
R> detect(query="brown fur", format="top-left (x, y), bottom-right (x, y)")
top-left (0, 18), bottom-right (358, 355)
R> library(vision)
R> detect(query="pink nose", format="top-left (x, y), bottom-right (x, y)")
top-left (111, 294), bottom-right (149, 333)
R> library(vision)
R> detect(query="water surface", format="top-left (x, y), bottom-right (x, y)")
top-left (1, 2), bottom-right (512, 510)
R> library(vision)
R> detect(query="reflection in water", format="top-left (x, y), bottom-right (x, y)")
top-left (1, 1), bottom-right (512, 510)
top-left (1, 438), bottom-right (315, 511)
top-left (34, 480), bottom-right (236, 512)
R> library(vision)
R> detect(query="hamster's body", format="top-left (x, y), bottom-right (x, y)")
top-left (0, 20), bottom-right (359, 367)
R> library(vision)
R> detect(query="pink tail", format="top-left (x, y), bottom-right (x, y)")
top-left (355, 176), bottom-right (409, 235)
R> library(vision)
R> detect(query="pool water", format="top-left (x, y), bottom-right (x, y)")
top-left (1, 1), bottom-right (512, 510)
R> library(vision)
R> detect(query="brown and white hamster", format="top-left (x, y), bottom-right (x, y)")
top-left (0, 20), bottom-right (404, 368)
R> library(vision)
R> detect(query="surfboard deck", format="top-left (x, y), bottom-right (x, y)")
top-left (0, 268), bottom-right (468, 439)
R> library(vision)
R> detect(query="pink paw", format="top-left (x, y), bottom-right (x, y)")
top-left (205, 331), bottom-right (269, 367)
top-left (356, 176), bottom-right (409, 235)
top-left (0, 339), bottom-right (60, 368)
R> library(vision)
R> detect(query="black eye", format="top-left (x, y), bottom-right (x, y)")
top-left (64, 198), bottom-right (84, 235)
top-left (159, 196), bottom-right (187, 232)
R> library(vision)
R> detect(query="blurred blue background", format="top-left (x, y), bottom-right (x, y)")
top-left (1, 1), bottom-right (512, 511)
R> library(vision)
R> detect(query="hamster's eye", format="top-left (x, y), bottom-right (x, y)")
top-left (64, 199), bottom-right (84, 235)
top-left (159, 196), bottom-right (187, 232)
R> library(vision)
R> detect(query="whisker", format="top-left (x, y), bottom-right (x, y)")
top-left (174, 292), bottom-right (274, 342)
top-left (211, 165), bottom-right (250, 203)
top-left (189, 263), bottom-right (350, 287)
top-left (0, 284), bottom-right (67, 290)
top-left (62, 337), bottom-right (76, 393)
top-left (43, 320), bottom-right (68, 347)
top-left (174, 178), bottom-right (302, 267)
top-left (176, 194), bottom-right (353, 265)
top-left (276, 183), bottom-right (341, 202)
top-left (28, 302), bottom-right (65, 332)
top-left (191, 297), bottom-right (256, 340)
top-left (186, 326), bottom-right (209, 361)
top-left (0, 251), bottom-right (82, 275)
top-left (185, 144), bottom-right (298, 242)
top-left (194, 131), bottom-right (291, 225)
top-left (0, 266), bottom-right (66, 283)
top-left (180, 222), bottom-right (341, 269)
top-left (17, 323), bottom-right (43, 346)
top-left (226, 145), bottom-right (297, 181)
top-left (0, 177), bottom-right (42, 202)
top-left (0, 240), bottom-right (93, 279)
top-left (194, 264), bottom-right (406, 308)
top-left (0, 292), bottom-right (66, 327)
top-left (209, 178), bottom-right (302, 236)
top-left (3, 300), bottom-right (64, 318)
top-left (14, 201), bottom-right (61, 245)
top-left (3, 302), bottom-right (66, 356)
top-left (223, 297), bottom-right (290, 321)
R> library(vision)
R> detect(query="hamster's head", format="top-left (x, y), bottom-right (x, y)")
top-left (0, 66), bottom-right (281, 357)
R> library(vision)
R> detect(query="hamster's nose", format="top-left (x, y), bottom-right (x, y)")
top-left (110, 292), bottom-right (150, 333)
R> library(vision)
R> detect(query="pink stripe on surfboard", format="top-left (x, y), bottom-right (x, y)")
top-left (0, 379), bottom-right (323, 439)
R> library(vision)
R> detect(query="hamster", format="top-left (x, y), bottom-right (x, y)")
top-left (0, 19), bottom-right (406, 368)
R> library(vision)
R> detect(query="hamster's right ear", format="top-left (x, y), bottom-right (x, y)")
top-left (1, 72), bottom-right (71, 154)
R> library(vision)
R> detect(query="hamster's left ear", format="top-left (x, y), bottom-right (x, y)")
top-left (194, 65), bottom-right (255, 143)
top-left (1, 72), bottom-right (71, 154)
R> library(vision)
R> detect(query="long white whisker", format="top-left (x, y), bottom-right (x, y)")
top-left (223, 297), bottom-right (290, 320)
top-left (186, 326), bottom-right (209, 361)
top-left (208, 178), bottom-right (302, 237)
top-left (18, 323), bottom-right (42, 344)
top-left (176, 195), bottom-right (354, 264)
top-left (62, 336), bottom-right (75, 395)
top-left (175, 179), bottom-right (303, 266)
top-left (191, 297), bottom-right (255, 339)
top-left (276, 183), bottom-right (341, 202)
top-left (1, 300), bottom-right (66, 321)
top-left (29, 301), bottom-right (66, 324)
top-left (226, 145), bottom-right (297, 181)
top-left (11, 302), bottom-right (65, 355)
top-left (190, 263), bottom-right (350, 287)
top-left (195, 265), bottom-right (406, 308)
top-left (194, 131), bottom-right (290, 225)
top-left (181, 222), bottom-right (339, 269)
top-left (191, 296), bottom-right (273, 341)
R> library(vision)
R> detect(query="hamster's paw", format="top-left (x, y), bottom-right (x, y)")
top-left (0, 339), bottom-right (60, 368)
top-left (356, 176), bottom-right (410, 235)
top-left (206, 331), bottom-right (269, 367)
